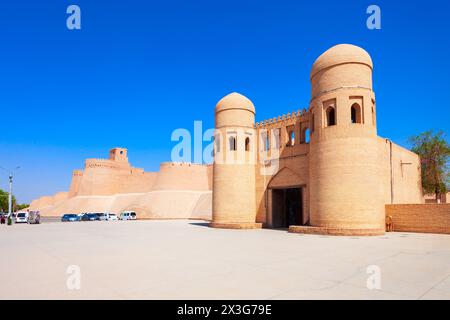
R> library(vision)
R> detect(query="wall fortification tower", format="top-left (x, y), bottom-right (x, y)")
top-left (308, 44), bottom-right (385, 235)
top-left (109, 147), bottom-right (128, 163)
top-left (210, 92), bottom-right (261, 229)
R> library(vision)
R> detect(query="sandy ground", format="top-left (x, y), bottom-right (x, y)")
top-left (0, 220), bottom-right (449, 300)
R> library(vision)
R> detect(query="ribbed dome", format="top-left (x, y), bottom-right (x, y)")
top-left (310, 44), bottom-right (373, 80)
top-left (215, 92), bottom-right (255, 114)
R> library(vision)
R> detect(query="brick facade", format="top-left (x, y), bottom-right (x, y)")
top-left (386, 204), bottom-right (450, 234)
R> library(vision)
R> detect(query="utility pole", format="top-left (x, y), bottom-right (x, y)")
top-left (8, 173), bottom-right (13, 216)
top-left (0, 166), bottom-right (20, 220)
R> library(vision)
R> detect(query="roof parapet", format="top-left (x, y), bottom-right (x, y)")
top-left (255, 108), bottom-right (309, 128)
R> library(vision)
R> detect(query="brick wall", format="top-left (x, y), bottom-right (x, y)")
top-left (385, 204), bottom-right (450, 234)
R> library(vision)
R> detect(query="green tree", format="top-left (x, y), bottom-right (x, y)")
top-left (0, 189), bottom-right (16, 213)
top-left (409, 130), bottom-right (450, 201)
top-left (15, 203), bottom-right (29, 211)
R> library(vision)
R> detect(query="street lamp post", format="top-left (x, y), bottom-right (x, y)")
top-left (0, 166), bottom-right (20, 220)
top-left (8, 174), bottom-right (13, 217)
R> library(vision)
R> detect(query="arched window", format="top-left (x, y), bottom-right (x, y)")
top-left (245, 137), bottom-right (250, 151)
top-left (289, 131), bottom-right (295, 146)
top-left (326, 107), bottom-right (336, 127)
top-left (215, 135), bottom-right (220, 153)
top-left (371, 106), bottom-right (375, 126)
top-left (229, 136), bottom-right (236, 151)
top-left (302, 127), bottom-right (310, 144)
top-left (351, 103), bottom-right (362, 124)
top-left (260, 132), bottom-right (269, 151)
top-left (274, 128), bottom-right (281, 149)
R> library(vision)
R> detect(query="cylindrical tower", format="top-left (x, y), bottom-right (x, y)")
top-left (308, 44), bottom-right (385, 235)
top-left (210, 92), bottom-right (261, 229)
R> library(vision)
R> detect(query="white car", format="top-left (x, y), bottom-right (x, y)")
top-left (119, 211), bottom-right (137, 220)
top-left (107, 213), bottom-right (118, 221)
top-left (98, 213), bottom-right (108, 221)
top-left (15, 211), bottom-right (28, 223)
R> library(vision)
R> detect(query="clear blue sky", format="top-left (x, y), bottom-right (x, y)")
top-left (0, 0), bottom-right (449, 203)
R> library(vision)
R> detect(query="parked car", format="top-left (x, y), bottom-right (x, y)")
top-left (97, 213), bottom-right (108, 221)
top-left (61, 214), bottom-right (80, 222)
top-left (107, 213), bottom-right (118, 221)
top-left (98, 213), bottom-right (118, 221)
top-left (119, 211), bottom-right (137, 220)
top-left (15, 211), bottom-right (28, 223)
top-left (81, 213), bottom-right (100, 221)
top-left (27, 211), bottom-right (40, 224)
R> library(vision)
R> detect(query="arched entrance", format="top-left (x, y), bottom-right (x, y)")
top-left (271, 188), bottom-right (302, 228)
top-left (267, 167), bottom-right (306, 228)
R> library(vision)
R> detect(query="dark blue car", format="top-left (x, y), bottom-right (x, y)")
top-left (61, 214), bottom-right (80, 222)
top-left (81, 213), bottom-right (100, 221)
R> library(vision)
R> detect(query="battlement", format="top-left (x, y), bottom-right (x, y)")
top-left (161, 162), bottom-right (211, 168)
top-left (85, 158), bottom-right (130, 170)
top-left (255, 108), bottom-right (309, 128)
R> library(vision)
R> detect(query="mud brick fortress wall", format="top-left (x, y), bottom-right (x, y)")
top-left (386, 204), bottom-right (450, 234)
top-left (30, 148), bottom-right (212, 219)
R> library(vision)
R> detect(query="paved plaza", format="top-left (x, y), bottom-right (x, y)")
top-left (1, 220), bottom-right (449, 299)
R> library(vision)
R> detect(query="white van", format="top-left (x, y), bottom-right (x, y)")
top-left (15, 211), bottom-right (28, 223)
top-left (119, 211), bottom-right (137, 221)
top-left (99, 213), bottom-right (118, 221)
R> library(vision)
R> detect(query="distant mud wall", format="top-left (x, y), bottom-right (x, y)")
top-left (29, 156), bottom-right (213, 220)
top-left (386, 204), bottom-right (450, 234)
top-left (33, 191), bottom-right (212, 220)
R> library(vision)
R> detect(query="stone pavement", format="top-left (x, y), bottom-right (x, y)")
top-left (1, 220), bottom-right (449, 299)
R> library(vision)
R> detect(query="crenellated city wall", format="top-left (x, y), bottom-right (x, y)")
top-left (29, 148), bottom-right (212, 219)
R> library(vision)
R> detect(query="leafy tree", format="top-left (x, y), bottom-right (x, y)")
top-left (409, 130), bottom-right (450, 201)
top-left (15, 203), bottom-right (29, 211)
top-left (0, 189), bottom-right (28, 213)
top-left (0, 189), bottom-right (16, 213)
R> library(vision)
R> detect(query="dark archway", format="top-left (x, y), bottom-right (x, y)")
top-left (272, 188), bottom-right (303, 228)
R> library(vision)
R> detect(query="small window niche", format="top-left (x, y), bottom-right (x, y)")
top-left (229, 136), bottom-right (237, 151)
top-left (215, 135), bottom-right (221, 153)
top-left (325, 106), bottom-right (336, 127)
top-left (260, 131), bottom-right (270, 151)
top-left (286, 126), bottom-right (295, 147)
top-left (371, 99), bottom-right (376, 126)
top-left (322, 99), bottom-right (337, 128)
top-left (351, 103), bottom-right (362, 124)
top-left (273, 128), bottom-right (281, 149)
top-left (245, 137), bottom-right (251, 152)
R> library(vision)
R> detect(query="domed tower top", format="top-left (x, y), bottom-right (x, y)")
top-left (215, 92), bottom-right (255, 128)
top-left (310, 44), bottom-right (373, 99)
top-left (215, 92), bottom-right (255, 114)
top-left (310, 44), bottom-right (373, 79)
